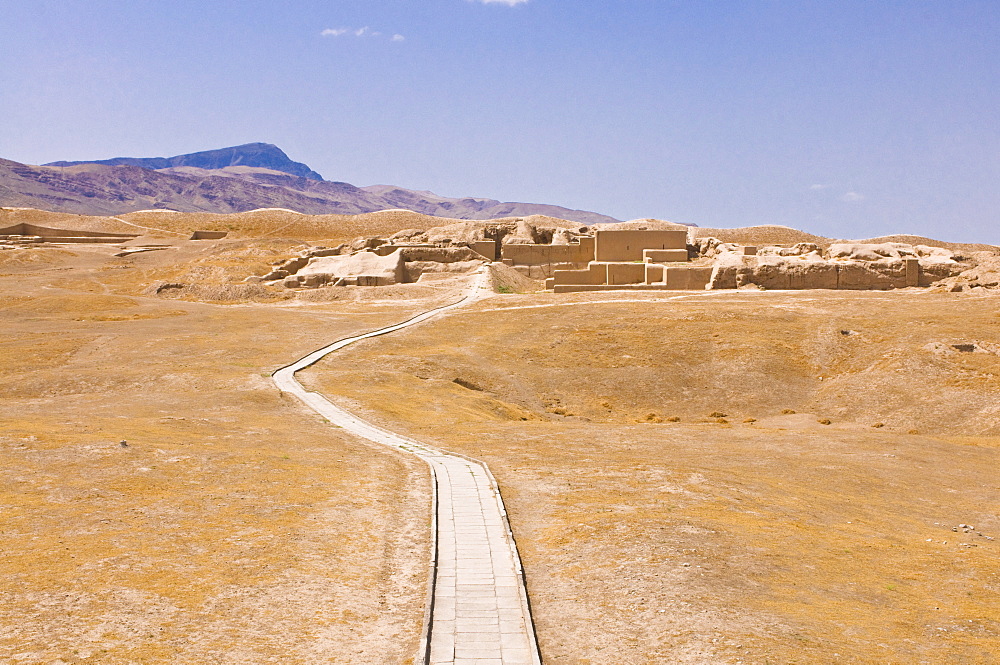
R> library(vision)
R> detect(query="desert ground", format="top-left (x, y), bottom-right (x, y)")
top-left (2, 209), bottom-right (999, 664)
top-left (302, 288), bottom-right (1000, 664)
top-left (0, 235), bottom-right (448, 664)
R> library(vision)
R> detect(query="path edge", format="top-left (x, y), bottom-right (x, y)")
top-left (269, 269), bottom-right (537, 664)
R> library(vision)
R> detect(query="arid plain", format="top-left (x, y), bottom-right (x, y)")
top-left (2, 208), bottom-right (999, 664)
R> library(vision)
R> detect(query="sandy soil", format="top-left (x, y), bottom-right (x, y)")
top-left (4, 223), bottom-right (999, 664)
top-left (303, 289), bottom-right (1000, 664)
top-left (0, 207), bottom-right (481, 243)
top-left (0, 241), bottom-right (472, 664)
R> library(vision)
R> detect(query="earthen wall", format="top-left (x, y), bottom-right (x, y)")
top-left (595, 230), bottom-right (687, 262)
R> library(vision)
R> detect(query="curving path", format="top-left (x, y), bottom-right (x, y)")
top-left (272, 270), bottom-right (542, 665)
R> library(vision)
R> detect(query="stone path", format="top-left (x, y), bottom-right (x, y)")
top-left (272, 271), bottom-right (542, 664)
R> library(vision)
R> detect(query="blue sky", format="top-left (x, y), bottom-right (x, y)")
top-left (2, 1), bottom-right (998, 242)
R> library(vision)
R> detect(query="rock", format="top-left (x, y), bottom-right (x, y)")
top-left (307, 248), bottom-right (343, 258)
top-left (297, 249), bottom-right (406, 285)
top-left (350, 236), bottom-right (384, 251)
top-left (503, 219), bottom-right (543, 245)
top-left (552, 228), bottom-right (574, 245)
top-left (828, 243), bottom-right (903, 261)
top-left (760, 242), bottom-right (822, 257)
top-left (301, 273), bottom-right (328, 288)
top-left (390, 228), bottom-right (426, 242)
top-left (280, 257), bottom-right (308, 273)
top-left (398, 246), bottom-right (480, 263)
top-left (262, 269), bottom-right (288, 280)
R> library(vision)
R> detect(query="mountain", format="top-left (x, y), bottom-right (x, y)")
top-left (0, 145), bottom-right (622, 224)
top-left (45, 143), bottom-right (324, 181)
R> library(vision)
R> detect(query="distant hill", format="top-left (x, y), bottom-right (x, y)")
top-left (1, 143), bottom-right (621, 224)
top-left (46, 142), bottom-right (325, 181)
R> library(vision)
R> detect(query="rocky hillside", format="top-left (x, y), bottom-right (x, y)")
top-left (46, 143), bottom-right (324, 180)
top-left (1, 144), bottom-right (621, 224)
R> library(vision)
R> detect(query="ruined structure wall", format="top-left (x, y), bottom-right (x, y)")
top-left (500, 236), bottom-right (594, 266)
top-left (0, 223), bottom-right (137, 238)
top-left (643, 249), bottom-right (689, 263)
top-left (470, 240), bottom-right (498, 261)
top-left (595, 230), bottom-right (687, 261)
top-left (551, 263), bottom-right (607, 286)
top-left (707, 258), bottom-right (923, 291)
top-left (664, 266), bottom-right (712, 290)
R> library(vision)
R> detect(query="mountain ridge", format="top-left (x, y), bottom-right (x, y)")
top-left (46, 142), bottom-right (325, 181)
top-left (3, 144), bottom-right (623, 224)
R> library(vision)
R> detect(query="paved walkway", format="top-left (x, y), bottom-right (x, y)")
top-left (272, 270), bottom-right (542, 665)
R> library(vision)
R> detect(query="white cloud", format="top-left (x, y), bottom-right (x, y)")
top-left (474, 0), bottom-right (529, 5)
top-left (321, 26), bottom-right (404, 42)
top-left (841, 192), bottom-right (865, 202)
top-left (809, 183), bottom-right (832, 191)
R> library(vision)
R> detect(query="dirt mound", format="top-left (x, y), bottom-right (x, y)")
top-left (122, 209), bottom-right (459, 241)
top-left (488, 263), bottom-right (540, 293)
top-left (0, 207), bottom-right (523, 243)
top-left (933, 252), bottom-right (1000, 292)
top-left (855, 234), bottom-right (999, 254)
top-left (519, 215), bottom-right (586, 230)
top-left (0, 246), bottom-right (79, 270)
top-left (688, 225), bottom-right (998, 253)
top-left (0, 208), bottom-right (148, 237)
top-left (595, 218), bottom-right (692, 231)
top-left (691, 225), bottom-right (833, 246)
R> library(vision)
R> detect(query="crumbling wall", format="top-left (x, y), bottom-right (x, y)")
top-left (500, 236), bottom-right (595, 266)
top-left (594, 229), bottom-right (687, 262)
top-left (705, 244), bottom-right (965, 291)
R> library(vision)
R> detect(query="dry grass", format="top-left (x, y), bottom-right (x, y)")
top-left (4, 214), bottom-right (1000, 663)
top-left (0, 206), bottom-right (479, 243)
top-left (303, 289), bottom-right (1000, 664)
top-left (691, 225), bottom-right (834, 247)
top-left (690, 224), bottom-right (999, 253)
top-left (0, 244), bottom-right (450, 664)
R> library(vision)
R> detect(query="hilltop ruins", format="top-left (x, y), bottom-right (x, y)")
top-left (251, 217), bottom-right (999, 293)
top-left (2, 210), bottom-right (997, 294)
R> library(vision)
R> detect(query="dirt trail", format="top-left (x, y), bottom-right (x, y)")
top-left (273, 269), bottom-right (542, 664)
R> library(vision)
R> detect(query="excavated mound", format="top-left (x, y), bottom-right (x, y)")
top-left (595, 219), bottom-right (693, 231)
top-left (118, 209), bottom-right (467, 241)
top-left (935, 252), bottom-right (1000, 291)
top-left (856, 234), bottom-right (998, 254)
top-left (0, 208), bottom-right (149, 237)
top-left (488, 262), bottom-right (540, 293)
top-left (0, 207), bottom-right (581, 244)
top-left (692, 225), bottom-right (833, 246)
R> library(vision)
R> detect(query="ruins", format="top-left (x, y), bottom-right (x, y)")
top-left (260, 218), bottom-right (992, 293)
top-left (0, 222), bottom-right (138, 245)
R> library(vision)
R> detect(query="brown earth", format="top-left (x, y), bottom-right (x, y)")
top-left (302, 289), bottom-right (1000, 664)
top-left (0, 241), bottom-right (480, 664)
top-left (691, 224), bottom-right (999, 254)
top-left (0, 206), bottom-right (475, 243)
top-left (3, 211), bottom-right (1000, 664)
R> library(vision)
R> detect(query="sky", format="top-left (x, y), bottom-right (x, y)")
top-left (1, 0), bottom-right (998, 243)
